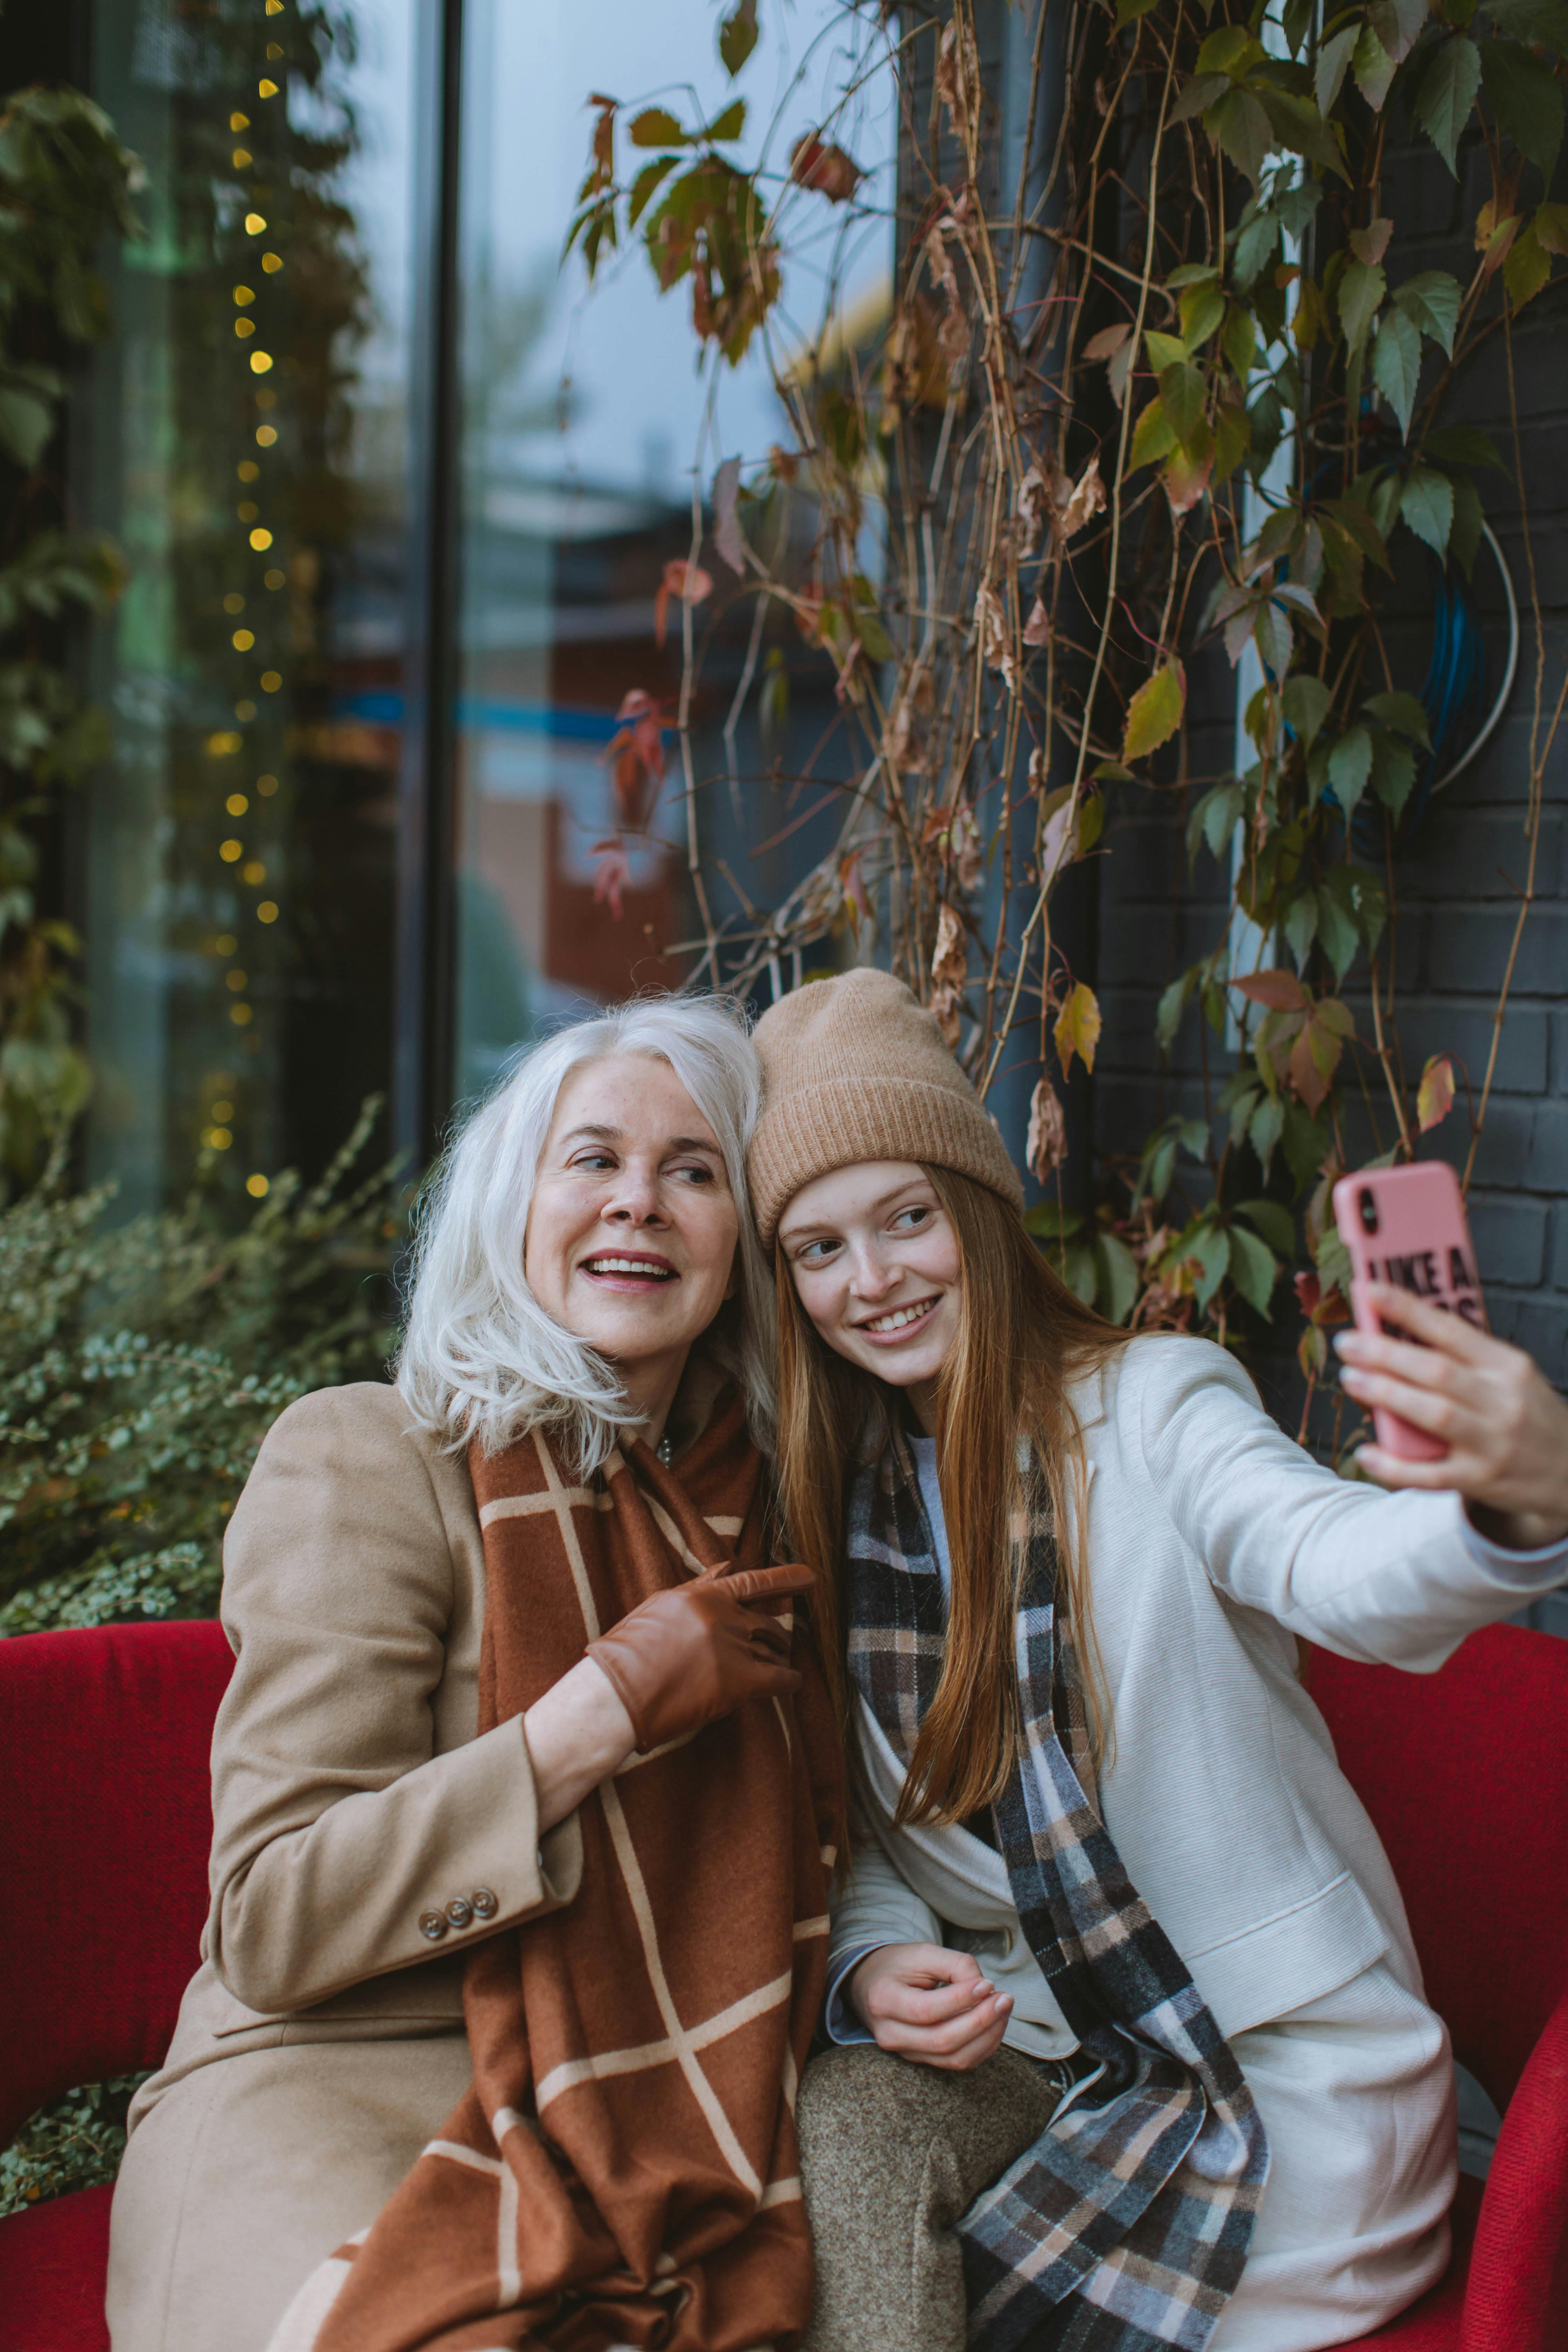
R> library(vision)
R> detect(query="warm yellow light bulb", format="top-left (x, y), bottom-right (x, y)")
top-left (257, 901), bottom-right (279, 923)
top-left (262, 252), bottom-right (283, 273)
top-left (234, 320), bottom-right (256, 339)
top-left (215, 938), bottom-right (237, 959)
top-left (220, 839), bottom-right (243, 863)
top-left (250, 527), bottom-right (273, 551)
top-left (263, 568), bottom-right (285, 589)
top-left (237, 460), bottom-right (259, 483)
top-left (235, 699), bottom-right (257, 721)
top-left (259, 78), bottom-right (279, 98)
top-left (232, 628), bottom-right (255, 651)
top-left (226, 792), bottom-right (249, 815)
top-left (245, 212), bottom-right (267, 235)
top-left (206, 731), bottom-right (242, 756)
top-left (237, 502), bottom-right (259, 524)
top-left (232, 1005), bottom-right (254, 1028)
top-left (233, 285), bottom-right (254, 305)
top-left (242, 860), bottom-right (267, 885)
top-left (227, 969), bottom-right (248, 992)
top-left (249, 352), bottom-right (273, 375)
top-left (230, 112), bottom-right (250, 132)
top-left (246, 1172), bottom-right (270, 1196)
top-left (260, 671), bottom-right (282, 693)
top-left (210, 1128), bottom-right (233, 1150)
top-left (255, 426), bottom-right (277, 447)
top-left (223, 592), bottom-right (245, 615)
top-left (232, 147), bottom-right (252, 169)
top-left (257, 775), bottom-right (279, 796)
top-left (211, 1099), bottom-right (234, 1121)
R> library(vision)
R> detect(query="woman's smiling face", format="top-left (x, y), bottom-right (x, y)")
top-left (777, 1160), bottom-right (961, 1422)
top-left (524, 1054), bottom-right (739, 1396)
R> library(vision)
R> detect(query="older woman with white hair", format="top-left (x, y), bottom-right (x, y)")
top-left (107, 997), bottom-right (842, 2352)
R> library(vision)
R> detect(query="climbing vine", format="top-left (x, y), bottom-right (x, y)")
top-left (570, 0), bottom-right (1560, 1412)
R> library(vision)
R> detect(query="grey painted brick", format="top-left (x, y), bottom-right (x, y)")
top-left (1395, 1001), bottom-right (1548, 1097)
top-left (1554, 1011), bottom-right (1568, 1091)
top-left (1525, 1101), bottom-right (1568, 1194)
top-left (1466, 1195), bottom-right (1548, 1286)
top-left (1396, 812), bottom-right (1561, 903)
top-left (1552, 1209), bottom-right (1568, 1292)
top-left (1427, 908), bottom-right (1568, 997)
top-left (1490, 1294), bottom-right (1568, 1388)
top-left (1428, 1099), bottom-right (1533, 1188)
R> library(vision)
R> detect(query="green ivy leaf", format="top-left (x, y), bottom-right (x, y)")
top-left (629, 155), bottom-right (680, 226)
top-left (1282, 671), bottom-right (1332, 746)
top-left (1352, 21), bottom-right (1398, 110)
top-left (1093, 1233), bottom-right (1141, 1325)
top-left (1237, 1196), bottom-right (1297, 1256)
top-left (1314, 879), bottom-right (1362, 980)
top-left (1338, 257), bottom-right (1387, 351)
top-left (1484, 0), bottom-right (1568, 54)
top-left (1123, 661), bottom-right (1186, 761)
top-left (1206, 87), bottom-right (1274, 184)
top-left (1371, 307), bottom-right (1421, 435)
top-left (718, 0), bottom-right (759, 76)
top-left (1248, 1093), bottom-right (1287, 1177)
top-left (1221, 304), bottom-right (1257, 379)
top-left (1505, 220), bottom-right (1554, 307)
top-left (1227, 1223), bottom-right (1281, 1317)
top-left (1315, 23), bottom-right (1358, 114)
top-left (1285, 888), bottom-right (1320, 968)
top-left (629, 106), bottom-right (690, 148)
top-left (1180, 283), bottom-right (1228, 351)
top-left (1158, 359), bottom-right (1208, 447)
top-left (1449, 470), bottom-right (1485, 575)
top-left (1481, 36), bottom-right (1564, 180)
top-left (1370, 729), bottom-right (1418, 814)
top-left (1129, 396), bottom-right (1178, 470)
top-left (1412, 35), bottom-right (1482, 174)
top-left (1364, 689), bottom-right (1432, 745)
top-left (705, 98), bottom-right (748, 143)
top-left (1392, 270), bottom-right (1462, 355)
top-left (1399, 464), bottom-right (1455, 553)
top-left (1421, 422), bottom-right (1506, 470)
top-left (1328, 724), bottom-right (1373, 816)
top-left (1254, 600), bottom-right (1293, 679)
top-left (1233, 204), bottom-right (1282, 289)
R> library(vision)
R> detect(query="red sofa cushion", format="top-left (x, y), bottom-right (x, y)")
top-left (0, 1620), bottom-right (234, 2149)
top-left (0, 2183), bottom-right (112, 2352)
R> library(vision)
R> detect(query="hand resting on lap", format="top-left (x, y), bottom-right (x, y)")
top-left (848, 1942), bottom-right (1014, 2072)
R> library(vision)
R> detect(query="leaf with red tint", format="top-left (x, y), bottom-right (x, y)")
top-left (790, 133), bottom-right (863, 202)
top-left (1023, 595), bottom-right (1052, 646)
top-left (1234, 967), bottom-right (1310, 1012)
top-left (591, 840), bottom-right (632, 920)
top-left (1294, 1268), bottom-right (1322, 1318)
top-left (1163, 445), bottom-right (1213, 517)
top-left (1417, 1051), bottom-right (1455, 1132)
top-left (1059, 455), bottom-right (1106, 538)
top-left (653, 558), bottom-right (715, 649)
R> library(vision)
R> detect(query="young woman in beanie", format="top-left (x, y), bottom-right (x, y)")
top-left (748, 967), bottom-right (1568, 2352)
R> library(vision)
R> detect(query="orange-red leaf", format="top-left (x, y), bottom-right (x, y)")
top-left (1234, 967), bottom-right (1310, 1013)
top-left (1417, 1052), bottom-right (1456, 1132)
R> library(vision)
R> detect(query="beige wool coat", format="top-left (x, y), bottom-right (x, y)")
top-left (106, 1382), bottom-right (585, 2352)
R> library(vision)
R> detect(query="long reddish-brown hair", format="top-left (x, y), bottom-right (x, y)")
top-left (776, 1164), bottom-right (1130, 1830)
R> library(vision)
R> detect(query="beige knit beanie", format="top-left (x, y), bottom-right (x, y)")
top-left (748, 967), bottom-right (1023, 1248)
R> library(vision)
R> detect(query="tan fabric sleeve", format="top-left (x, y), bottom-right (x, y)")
top-left (206, 1384), bottom-right (582, 2014)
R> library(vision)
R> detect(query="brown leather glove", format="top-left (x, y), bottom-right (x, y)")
top-left (585, 1562), bottom-right (815, 1754)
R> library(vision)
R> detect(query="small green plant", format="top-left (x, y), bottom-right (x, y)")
top-left (0, 1099), bottom-right (404, 1635)
top-left (0, 2073), bottom-right (146, 2221)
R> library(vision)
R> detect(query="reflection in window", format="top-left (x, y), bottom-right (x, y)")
top-left (450, 0), bottom-right (894, 1106)
top-left (83, 0), bottom-right (416, 1206)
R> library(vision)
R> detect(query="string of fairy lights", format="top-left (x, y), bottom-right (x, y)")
top-left (201, 0), bottom-right (290, 1198)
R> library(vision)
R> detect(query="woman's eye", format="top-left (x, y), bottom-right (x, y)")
top-left (891, 1205), bottom-right (931, 1232)
top-left (796, 1238), bottom-right (837, 1265)
top-left (670, 1161), bottom-right (716, 1185)
top-left (570, 1151), bottom-right (617, 1173)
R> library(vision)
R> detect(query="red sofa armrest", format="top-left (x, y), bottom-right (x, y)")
top-left (1461, 1980), bottom-right (1568, 2352)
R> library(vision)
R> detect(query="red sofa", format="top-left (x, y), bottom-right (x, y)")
top-left (1, 1616), bottom-right (1565, 2351)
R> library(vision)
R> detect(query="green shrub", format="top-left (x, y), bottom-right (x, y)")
top-left (0, 1100), bottom-right (404, 1636)
top-left (0, 2074), bottom-right (146, 2222)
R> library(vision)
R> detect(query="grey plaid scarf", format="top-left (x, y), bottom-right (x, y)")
top-left (846, 1426), bottom-right (1269, 2352)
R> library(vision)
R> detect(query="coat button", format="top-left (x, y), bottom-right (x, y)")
top-left (418, 1910), bottom-right (448, 1941)
top-left (471, 1887), bottom-right (499, 1920)
top-left (446, 1896), bottom-right (474, 1930)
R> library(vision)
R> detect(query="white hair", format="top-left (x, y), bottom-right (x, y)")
top-left (396, 994), bottom-right (774, 1474)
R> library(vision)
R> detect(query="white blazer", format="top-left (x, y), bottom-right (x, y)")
top-left (831, 1332), bottom-right (1568, 2045)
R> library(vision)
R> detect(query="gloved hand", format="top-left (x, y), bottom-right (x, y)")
top-left (585, 1562), bottom-right (815, 1754)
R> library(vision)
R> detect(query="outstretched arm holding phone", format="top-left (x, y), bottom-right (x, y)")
top-left (1336, 1280), bottom-right (1568, 1551)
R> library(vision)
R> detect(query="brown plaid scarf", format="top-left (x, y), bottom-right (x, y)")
top-left (268, 1391), bottom-right (841, 2352)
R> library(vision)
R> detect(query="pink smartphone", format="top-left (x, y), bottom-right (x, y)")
top-left (1331, 1161), bottom-right (1486, 1462)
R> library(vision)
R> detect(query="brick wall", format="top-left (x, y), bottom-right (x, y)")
top-left (1088, 123), bottom-right (1568, 1527)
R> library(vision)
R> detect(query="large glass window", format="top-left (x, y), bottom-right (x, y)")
top-left (82, 0), bottom-right (418, 1208)
top-left (450, 0), bottom-right (894, 1104)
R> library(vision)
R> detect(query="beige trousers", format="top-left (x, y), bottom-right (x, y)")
top-left (797, 2044), bottom-right (1066, 2352)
